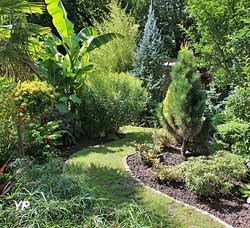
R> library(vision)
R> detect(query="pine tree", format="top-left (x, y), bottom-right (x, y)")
top-left (133, 2), bottom-right (166, 102)
top-left (162, 45), bottom-right (206, 158)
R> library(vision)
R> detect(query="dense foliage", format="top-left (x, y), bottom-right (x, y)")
top-left (13, 80), bottom-right (57, 116)
top-left (215, 120), bottom-right (250, 155)
top-left (162, 46), bottom-right (206, 157)
top-left (1, 0), bottom-right (250, 223)
top-left (79, 72), bottom-right (147, 137)
top-left (122, 0), bottom-right (190, 56)
top-left (92, 1), bottom-right (138, 73)
top-left (31, 0), bottom-right (111, 32)
top-left (225, 87), bottom-right (250, 122)
top-left (158, 151), bottom-right (247, 197)
top-left (186, 0), bottom-right (250, 88)
top-left (0, 0), bottom-right (46, 78)
top-left (0, 78), bottom-right (17, 165)
top-left (184, 152), bottom-right (247, 197)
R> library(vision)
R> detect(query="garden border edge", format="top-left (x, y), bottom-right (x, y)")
top-left (124, 153), bottom-right (233, 228)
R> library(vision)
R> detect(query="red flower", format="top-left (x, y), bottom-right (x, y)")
top-left (18, 106), bottom-right (25, 113)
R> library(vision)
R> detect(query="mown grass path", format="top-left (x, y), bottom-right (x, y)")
top-left (68, 126), bottom-right (223, 228)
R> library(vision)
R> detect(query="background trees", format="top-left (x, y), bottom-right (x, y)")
top-left (186, 0), bottom-right (250, 88)
top-left (92, 1), bottom-right (138, 73)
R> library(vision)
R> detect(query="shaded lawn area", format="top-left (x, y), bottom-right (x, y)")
top-left (68, 126), bottom-right (224, 228)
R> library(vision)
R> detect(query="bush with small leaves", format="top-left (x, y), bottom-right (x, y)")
top-left (216, 120), bottom-right (250, 154)
top-left (158, 164), bottom-right (184, 182)
top-left (225, 87), bottom-right (250, 122)
top-left (79, 72), bottom-right (148, 137)
top-left (136, 144), bottom-right (160, 167)
top-left (184, 151), bottom-right (247, 197)
top-left (13, 80), bottom-right (58, 117)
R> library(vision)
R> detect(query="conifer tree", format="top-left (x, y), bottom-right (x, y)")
top-left (162, 45), bottom-right (206, 158)
top-left (92, 0), bottom-right (138, 73)
top-left (133, 1), bottom-right (166, 102)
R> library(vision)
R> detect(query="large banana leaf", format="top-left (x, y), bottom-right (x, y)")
top-left (76, 27), bottom-right (97, 42)
top-left (87, 33), bottom-right (124, 52)
top-left (45, 0), bottom-right (75, 49)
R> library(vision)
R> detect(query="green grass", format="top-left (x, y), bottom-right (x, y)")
top-left (68, 126), bottom-right (224, 228)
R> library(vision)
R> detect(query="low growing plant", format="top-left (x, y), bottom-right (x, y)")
top-left (0, 159), bottom-right (166, 228)
top-left (184, 151), bottom-right (247, 197)
top-left (26, 121), bottom-right (64, 160)
top-left (240, 184), bottom-right (250, 203)
top-left (158, 164), bottom-right (184, 182)
top-left (136, 144), bottom-right (160, 167)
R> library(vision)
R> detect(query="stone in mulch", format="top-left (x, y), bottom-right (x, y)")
top-left (127, 154), bottom-right (250, 228)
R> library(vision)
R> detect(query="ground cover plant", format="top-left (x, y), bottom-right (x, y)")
top-left (0, 0), bottom-right (250, 227)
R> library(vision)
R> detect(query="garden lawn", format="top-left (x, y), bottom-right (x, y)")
top-left (68, 126), bottom-right (224, 228)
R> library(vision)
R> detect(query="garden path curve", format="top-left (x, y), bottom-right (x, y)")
top-left (68, 126), bottom-right (226, 228)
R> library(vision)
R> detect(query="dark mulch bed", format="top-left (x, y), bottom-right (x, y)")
top-left (127, 153), bottom-right (250, 228)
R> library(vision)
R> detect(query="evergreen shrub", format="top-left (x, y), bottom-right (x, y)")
top-left (162, 45), bottom-right (206, 157)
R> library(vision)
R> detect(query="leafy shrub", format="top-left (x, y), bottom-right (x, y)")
top-left (136, 144), bottom-right (160, 167)
top-left (186, 0), bottom-right (250, 88)
top-left (92, 1), bottom-right (138, 73)
top-left (13, 80), bottom-right (57, 116)
top-left (158, 165), bottom-right (184, 182)
top-left (11, 80), bottom-right (61, 158)
top-left (211, 112), bottom-right (235, 127)
top-left (184, 151), bottom-right (246, 197)
top-left (216, 120), bottom-right (250, 154)
top-left (79, 72), bottom-right (147, 137)
top-left (25, 121), bottom-right (64, 159)
top-left (225, 87), bottom-right (250, 122)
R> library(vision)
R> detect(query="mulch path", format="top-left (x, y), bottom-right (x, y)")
top-left (127, 153), bottom-right (250, 228)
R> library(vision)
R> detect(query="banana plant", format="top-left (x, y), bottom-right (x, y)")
top-left (42, 0), bottom-right (123, 113)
